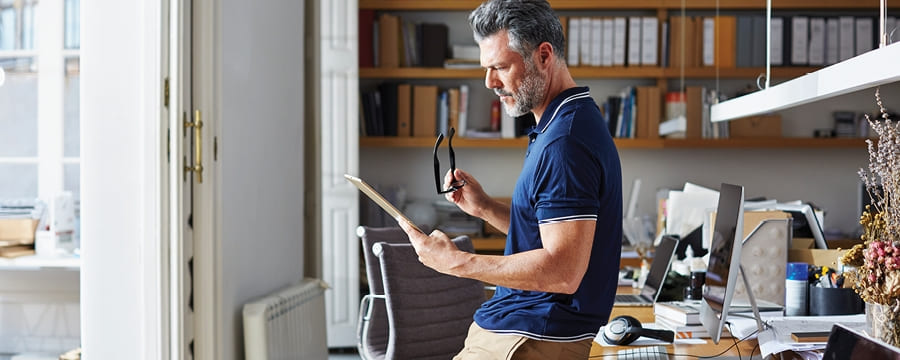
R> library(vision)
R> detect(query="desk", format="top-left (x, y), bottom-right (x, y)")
top-left (590, 287), bottom-right (762, 359)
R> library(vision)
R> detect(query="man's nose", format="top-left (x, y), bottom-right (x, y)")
top-left (484, 68), bottom-right (501, 90)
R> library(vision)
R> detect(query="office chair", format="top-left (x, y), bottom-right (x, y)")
top-left (356, 226), bottom-right (486, 360)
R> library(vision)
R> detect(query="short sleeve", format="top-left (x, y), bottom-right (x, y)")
top-left (532, 137), bottom-right (602, 224)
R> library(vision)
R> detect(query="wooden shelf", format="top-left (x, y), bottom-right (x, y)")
top-left (472, 237), bottom-right (506, 252)
top-left (360, 66), bottom-right (820, 80)
top-left (360, 0), bottom-right (898, 11)
top-left (361, 136), bottom-right (868, 149)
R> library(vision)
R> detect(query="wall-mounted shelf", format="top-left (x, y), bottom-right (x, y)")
top-left (361, 136), bottom-right (868, 149)
top-left (359, 67), bottom-right (819, 80)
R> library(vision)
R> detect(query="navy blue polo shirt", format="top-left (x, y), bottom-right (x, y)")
top-left (473, 87), bottom-right (623, 341)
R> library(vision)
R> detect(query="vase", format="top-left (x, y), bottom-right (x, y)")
top-left (866, 302), bottom-right (900, 347)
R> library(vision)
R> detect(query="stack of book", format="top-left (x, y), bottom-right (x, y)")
top-left (654, 300), bottom-right (784, 339)
top-left (653, 300), bottom-right (719, 339)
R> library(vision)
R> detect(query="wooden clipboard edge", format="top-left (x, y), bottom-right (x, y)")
top-left (344, 174), bottom-right (423, 233)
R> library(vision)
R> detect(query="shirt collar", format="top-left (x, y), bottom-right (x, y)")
top-left (534, 86), bottom-right (591, 134)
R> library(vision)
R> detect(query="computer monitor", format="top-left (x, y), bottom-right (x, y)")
top-left (700, 183), bottom-right (745, 344)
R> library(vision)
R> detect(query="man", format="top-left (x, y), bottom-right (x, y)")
top-left (398, 0), bottom-right (623, 358)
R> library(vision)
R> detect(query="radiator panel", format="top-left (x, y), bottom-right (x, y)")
top-left (243, 278), bottom-right (329, 360)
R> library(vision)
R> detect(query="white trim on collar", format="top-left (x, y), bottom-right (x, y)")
top-left (539, 90), bottom-right (592, 133)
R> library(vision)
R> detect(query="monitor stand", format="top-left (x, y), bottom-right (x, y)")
top-left (738, 263), bottom-right (766, 335)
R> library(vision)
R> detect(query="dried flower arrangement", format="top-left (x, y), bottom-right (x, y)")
top-left (842, 88), bottom-right (900, 345)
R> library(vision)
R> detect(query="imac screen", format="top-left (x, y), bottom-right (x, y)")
top-left (700, 183), bottom-right (745, 344)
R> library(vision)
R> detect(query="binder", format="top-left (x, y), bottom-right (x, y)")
top-left (590, 18), bottom-right (602, 66)
top-left (855, 17), bottom-right (874, 56)
top-left (628, 17), bottom-right (642, 66)
top-left (412, 85), bottom-right (438, 137)
top-left (839, 16), bottom-right (855, 61)
top-left (378, 83), bottom-right (399, 136)
top-left (771, 17), bottom-right (785, 66)
top-left (808, 17), bottom-right (826, 65)
top-left (378, 13), bottom-right (401, 68)
top-left (568, 18), bottom-right (581, 66)
top-left (580, 17), bottom-right (592, 66)
top-left (397, 84), bottom-right (412, 137)
top-left (702, 17), bottom-right (715, 66)
top-left (790, 16), bottom-right (809, 65)
top-left (751, 16), bottom-right (767, 67)
top-left (736, 16), bottom-right (753, 67)
top-left (613, 17), bottom-right (627, 66)
top-left (641, 16), bottom-right (659, 66)
top-left (685, 86), bottom-right (704, 139)
top-left (825, 17), bottom-right (839, 65)
top-left (602, 18), bottom-right (614, 66)
top-left (715, 16), bottom-right (737, 68)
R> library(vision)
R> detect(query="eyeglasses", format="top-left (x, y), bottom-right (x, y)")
top-left (433, 127), bottom-right (466, 194)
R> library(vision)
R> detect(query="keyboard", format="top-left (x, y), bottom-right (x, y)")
top-left (616, 345), bottom-right (670, 360)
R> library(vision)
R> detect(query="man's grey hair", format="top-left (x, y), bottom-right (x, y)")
top-left (468, 0), bottom-right (566, 62)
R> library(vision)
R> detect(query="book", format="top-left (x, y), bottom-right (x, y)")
top-left (359, 9), bottom-right (376, 67)
top-left (458, 84), bottom-right (469, 137)
top-left (654, 314), bottom-right (732, 339)
top-left (654, 300), bottom-right (704, 325)
top-left (421, 23), bottom-right (449, 67)
top-left (654, 300), bottom-right (785, 327)
top-left (412, 85), bottom-right (438, 137)
top-left (378, 13), bottom-right (401, 68)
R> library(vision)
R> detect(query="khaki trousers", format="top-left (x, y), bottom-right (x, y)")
top-left (452, 322), bottom-right (594, 360)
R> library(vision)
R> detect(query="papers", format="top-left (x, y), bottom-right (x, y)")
top-left (728, 314), bottom-right (866, 358)
top-left (665, 182), bottom-right (719, 238)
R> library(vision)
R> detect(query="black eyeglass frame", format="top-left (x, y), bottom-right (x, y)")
top-left (433, 127), bottom-right (466, 194)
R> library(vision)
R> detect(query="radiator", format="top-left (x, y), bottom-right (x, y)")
top-left (243, 278), bottom-right (329, 360)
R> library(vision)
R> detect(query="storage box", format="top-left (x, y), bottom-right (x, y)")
top-left (0, 218), bottom-right (39, 246)
top-left (730, 115), bottom-right (782, 137)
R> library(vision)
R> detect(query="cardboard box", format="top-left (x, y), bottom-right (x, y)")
top-left (789, 238), bottom-right (850, 267)
top-left (730, 114), bottom-right (782, 137)
top-left (0, 218), bottom-right (39, 246)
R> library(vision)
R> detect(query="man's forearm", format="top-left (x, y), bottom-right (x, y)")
top-left (478, 198), bottom-right (511, 235)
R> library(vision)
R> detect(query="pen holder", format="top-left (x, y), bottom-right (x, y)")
top-left (808, 285), bottom-right (864, 316)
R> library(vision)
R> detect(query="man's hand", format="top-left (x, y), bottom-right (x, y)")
top-left (444, 169), bottom-right (491, 218)
top-left (397, 217), bottom-right (470, 276)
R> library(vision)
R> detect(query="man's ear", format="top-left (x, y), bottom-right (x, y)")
top-left (537, 42), bottom-right (554, 66)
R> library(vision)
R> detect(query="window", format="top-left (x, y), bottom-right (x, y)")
top-left (0, 0), bottom-right (80, 205)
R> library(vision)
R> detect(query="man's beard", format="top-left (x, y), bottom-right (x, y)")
top-left (499, 60), bottom-right (545, 117)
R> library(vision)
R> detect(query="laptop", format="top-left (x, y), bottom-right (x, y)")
top-left (615, 235), bottom-right (680, 307)
top-left (823, 323), bottom-right (900, 359)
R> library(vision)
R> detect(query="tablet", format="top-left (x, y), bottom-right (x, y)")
top-left (344, 174), bottom-right (422, 233)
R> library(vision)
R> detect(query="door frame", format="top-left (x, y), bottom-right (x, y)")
top-left (165, 0), bottom-right (219, 358)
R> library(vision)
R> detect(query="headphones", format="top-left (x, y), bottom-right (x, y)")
top-left (602, 315), bottom-right (675, 345)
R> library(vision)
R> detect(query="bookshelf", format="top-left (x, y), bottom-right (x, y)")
top-left (357, 0), bottom-right (897, 252)
top-left (359, 67), bottom-right (821, 79)
top-left (360, 136), bottom-right (868, 149)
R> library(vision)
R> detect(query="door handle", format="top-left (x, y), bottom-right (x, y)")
top-left (184, 110), bottom-right (204, 183)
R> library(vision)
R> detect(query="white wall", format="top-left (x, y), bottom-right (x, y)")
top-left (220, 0), bottom-right (306, 358)
top-left (81, 0), bottom-right (164, 358)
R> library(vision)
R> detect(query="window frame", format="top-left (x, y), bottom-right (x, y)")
top-left (0, 0), bottom-right (80, 201)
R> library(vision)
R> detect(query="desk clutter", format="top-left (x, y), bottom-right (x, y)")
top-left (0, 193), bottom-right (78, 259)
